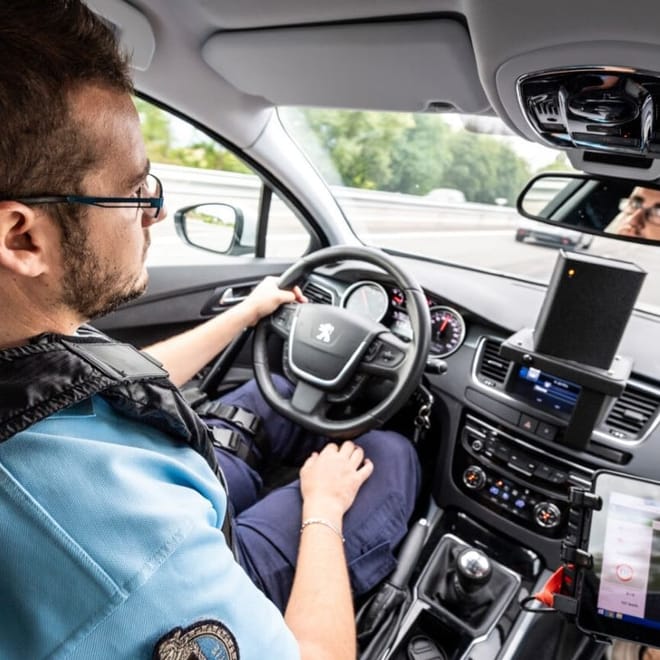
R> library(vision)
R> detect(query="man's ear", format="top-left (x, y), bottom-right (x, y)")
top-left (0, 202), bottom-right (52, 277)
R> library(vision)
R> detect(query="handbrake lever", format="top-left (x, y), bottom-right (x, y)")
top-left (357, 518), bottom-right (430, 640)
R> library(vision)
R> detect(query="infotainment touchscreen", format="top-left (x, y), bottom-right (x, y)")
top-left (509, 365), bottom-right (581, 417)
top-left (576, 471), bottom-right (660, 647)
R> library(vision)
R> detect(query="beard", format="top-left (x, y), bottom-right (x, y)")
top-left (59, 225), bottom-right (150, 321)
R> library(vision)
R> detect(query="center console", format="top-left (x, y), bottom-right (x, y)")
top-left (455, 413), bottom-right (593, 537)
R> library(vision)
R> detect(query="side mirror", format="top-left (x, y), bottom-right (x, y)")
top-left (517, 173), bottom-right (660, 245)
top-left (174, 203), bottom-right (256, 255)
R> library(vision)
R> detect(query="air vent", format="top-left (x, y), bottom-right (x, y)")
top-left (477, 338), bottom-right (510, 384)
top-left (303, 281), bottom-right (333, 305)
top-left (605, 385), bottom-right (660, 436)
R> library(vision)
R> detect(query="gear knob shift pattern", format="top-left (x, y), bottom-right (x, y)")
top-left (454, 548), bottom-right (492, 595)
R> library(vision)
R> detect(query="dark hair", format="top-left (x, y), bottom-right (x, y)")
top-left (0, 0), bottom-right (133, 200)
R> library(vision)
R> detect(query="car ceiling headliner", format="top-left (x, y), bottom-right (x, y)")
top-left (90, 0), bottom-right (660, 162)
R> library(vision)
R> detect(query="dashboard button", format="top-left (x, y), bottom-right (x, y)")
top-left (536, 464), bottom-right (553, 481)
top-left (549, 470), bottom-right (568, 485)
top-left (494, 444), bottom-right (511, 461)
top-left (471, 439), bottom-right (484, 452)
top-left (519, 414), bottom-right (538, 433)
top-left (537, 422), bottom-right (558, 441)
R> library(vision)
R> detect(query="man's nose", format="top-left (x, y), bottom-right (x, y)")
top-left (142, 202), bottom-right (167, 227)
top-left (628, 207), bottom-right (647, 227)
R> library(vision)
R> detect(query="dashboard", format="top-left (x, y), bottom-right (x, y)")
top-left (299, 265), bottom-right (660, 570)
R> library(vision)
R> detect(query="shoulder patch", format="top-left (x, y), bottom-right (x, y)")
top-left (153, 619), bottom-right (240, 660)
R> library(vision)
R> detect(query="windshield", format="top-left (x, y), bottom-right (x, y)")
top-left (279, 108), bottom-right (660, 316)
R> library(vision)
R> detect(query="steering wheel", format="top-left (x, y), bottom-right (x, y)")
top-left (253, 246), bottom-right (431, 438)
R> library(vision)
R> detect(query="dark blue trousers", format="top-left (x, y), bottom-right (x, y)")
top-left (206, 376), bottom-right (421, 612)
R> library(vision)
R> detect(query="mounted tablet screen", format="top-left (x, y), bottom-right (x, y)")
top-left (577, 471), bottom-right (660, 647)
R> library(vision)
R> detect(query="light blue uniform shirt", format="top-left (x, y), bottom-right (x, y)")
top-left (0, 396), bottom-right (300, 659)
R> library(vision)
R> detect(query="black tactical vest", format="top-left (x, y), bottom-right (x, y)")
top-left (0, 327), bottom-right (232, 539)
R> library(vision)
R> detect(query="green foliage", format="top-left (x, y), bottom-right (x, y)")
top-left (442, 132), bottom-right (531, 205)
top-left (301, 110), bottom-right (413, 189)
top-left (134, 98), bottom-right (250, 174)
top-left (301, 109), bottom-right (532, 204)
top-left (386, 114), bottom-right (452, 195)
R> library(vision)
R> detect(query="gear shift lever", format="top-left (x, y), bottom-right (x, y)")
top-left (436, 546), bottom-right (495, 625)
top-left (453, 548), bottom-right (492, 598)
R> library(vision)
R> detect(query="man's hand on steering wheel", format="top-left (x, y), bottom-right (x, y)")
top-left (241, 276), bottom-right (308, 327)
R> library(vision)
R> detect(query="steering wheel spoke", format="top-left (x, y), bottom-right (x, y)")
top-left (291, 380), bottom-right (328, 416)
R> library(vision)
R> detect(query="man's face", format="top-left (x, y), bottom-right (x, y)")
top-left (54, 85), bottom-right (166, 320)
top-left (617, 187), bottom-right (660, 241)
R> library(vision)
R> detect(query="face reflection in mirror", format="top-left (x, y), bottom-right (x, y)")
top-left (518, 174), bottom-right (660, 245)
top-left (606, 187), bottom-right (660, 241)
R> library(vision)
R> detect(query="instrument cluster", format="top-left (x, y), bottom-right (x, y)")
top-left (340, 281), bottom-right (466, 357)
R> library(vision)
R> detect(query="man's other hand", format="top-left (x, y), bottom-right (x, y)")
top-left (299, 441), bottom-right (374, 526)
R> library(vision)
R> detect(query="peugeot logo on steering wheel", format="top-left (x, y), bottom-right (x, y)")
top-left (316, 323), bottom-right (335, 343)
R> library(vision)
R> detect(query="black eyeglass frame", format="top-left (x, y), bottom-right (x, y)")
top-left (4, 172), bottom-right (164, 219)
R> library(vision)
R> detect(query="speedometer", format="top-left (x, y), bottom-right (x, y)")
top-left (429, 306), bottom-right (466, 357)
top-left (341, 281), bottom-right (389, 322)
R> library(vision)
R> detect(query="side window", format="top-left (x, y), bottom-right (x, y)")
top-left (136, 98), bottom-right (310, 265)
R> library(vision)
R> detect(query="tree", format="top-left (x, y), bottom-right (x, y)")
top-left (386, 114), bottom-right (452, 195)
top-left (302, 109), bottom-right (413, 189)
top-left (442, 132), bottom-right (531, 204)
top-left (134, 98), bottom-right (250, 174)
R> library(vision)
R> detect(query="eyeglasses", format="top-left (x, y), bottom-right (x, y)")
top-left (5, 172), bottom-right (164, 219)
top-left (618, 196), bottom-right (660, 226)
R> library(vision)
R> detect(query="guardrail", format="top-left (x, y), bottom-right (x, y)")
top-left (151, 162), bottom-right (520, 236)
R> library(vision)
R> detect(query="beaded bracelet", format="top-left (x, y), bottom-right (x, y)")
top-left (300, 517), bottom-right (345, 542)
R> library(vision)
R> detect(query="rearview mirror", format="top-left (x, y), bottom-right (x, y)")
top-left (517, 173), bottom-right (660, 245)
top-left (174, 203), bottom-right (256, 255)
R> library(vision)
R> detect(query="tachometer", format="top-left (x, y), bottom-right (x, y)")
top-left (342, 281), bottom-right (389, 322)
top-left (429, 306), bottom-right (466, 357)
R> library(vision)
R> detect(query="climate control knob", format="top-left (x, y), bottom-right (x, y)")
top-left (534, 501), bottom-right (561, 529)
top-left (462, 465), bottom-right (487, 491)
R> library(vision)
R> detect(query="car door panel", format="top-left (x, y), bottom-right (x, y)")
top-left (93, 259), bottom-right (294, 348)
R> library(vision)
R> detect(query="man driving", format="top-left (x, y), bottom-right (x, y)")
top-left (0, 2), bottom-right (419, 658)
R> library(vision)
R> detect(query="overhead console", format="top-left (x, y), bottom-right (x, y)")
top-left (519, 68), bottom-right (660, 158)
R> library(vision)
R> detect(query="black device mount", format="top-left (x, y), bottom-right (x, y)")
top-left (500, 328), bottom-right (632, 451)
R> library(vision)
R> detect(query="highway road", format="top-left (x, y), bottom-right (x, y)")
top-left (146, 224), bottom-right (660, 315)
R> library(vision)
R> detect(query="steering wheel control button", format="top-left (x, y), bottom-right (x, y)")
top-left (534, 502), bottom-right (561, 529)
top-left (372, 344), bottom-right (405, 367)
top-left (462, 466), bottom-right (486, 490)
top-left (272, 306), bottom-right (295, 332)
top-left (364, 340), bottom-right (382, 362)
